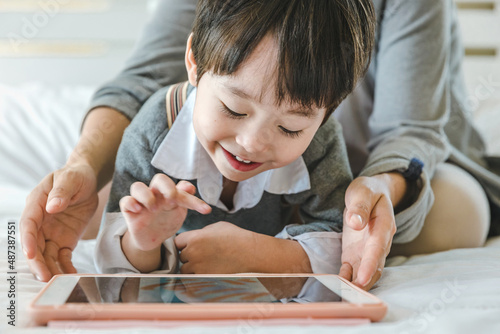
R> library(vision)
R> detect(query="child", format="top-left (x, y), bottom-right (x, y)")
top-left (95, 0), bottom-right (376, 274)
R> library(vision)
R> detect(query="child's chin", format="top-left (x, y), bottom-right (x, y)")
top-left (221, 170), bottom-right (256, 183)
top-left (222, 173), bottom-right (247, 183)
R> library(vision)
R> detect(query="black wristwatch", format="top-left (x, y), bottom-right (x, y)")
top-left (402, 158), bottom-right (424, 182)
top-left (394, 158), bottom-right (424, 214)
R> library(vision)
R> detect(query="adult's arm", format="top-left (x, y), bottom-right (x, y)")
top-left (360, 0), bottom-right (454, 242)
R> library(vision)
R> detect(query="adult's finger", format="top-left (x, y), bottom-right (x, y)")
top-left (26, 250), bottom-right (53, 282)
top-left (59, 248), bottom-right (77, 274)
top-left (338, 262), bottom-right (353, 282)
top-left (354, 241), bottom-right (386, 289)
top-left (43, 240), bottom-right (64, 278)
top-left (24, 238), bottom-right (52, 282)
top-left (19, 201), bottom-right (45, 260)
top-left (24, 230), bottom-right (54, 282)
top-left (19, 175), bottom-right (56, 260)
top-left (355, 197), bottom-right (395, 289)
top-left (360, 267), bottom-right (383, 291)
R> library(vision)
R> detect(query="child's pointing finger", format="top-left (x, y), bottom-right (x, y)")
top-left (150, 174), bottom-right (212, 214)
top-left (171, 188), bottom-right (212, 214)
top-left (176, 180), bottom-right (197, 195)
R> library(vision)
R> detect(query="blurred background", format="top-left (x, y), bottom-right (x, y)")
top-left (0, 0), bottom-right (153, 212)
top-left (0, 0), bottom-right (155, 86)
top-left (0, 0), bottom-right (498, 90)
top-left (0, 0), bottom-right (499, 212)
top-left (453, 0), bottom-right (500, 155)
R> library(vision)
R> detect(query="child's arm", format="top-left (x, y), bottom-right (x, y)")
top-left (174, 222), bottom-right (312, 274)
top-left (95, 86), bottom-right (188, 274)
top-left (120, 175), bottom-right (210, 272)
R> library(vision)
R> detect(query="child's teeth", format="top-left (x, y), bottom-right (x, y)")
top-left (235, 156), bottom-right (252, 164)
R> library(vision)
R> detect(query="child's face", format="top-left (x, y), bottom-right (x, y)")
top-left (187, 34), bottom-right (326, 182)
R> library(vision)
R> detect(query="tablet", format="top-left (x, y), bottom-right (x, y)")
top-left (29, 273), bottom-right (387, 325)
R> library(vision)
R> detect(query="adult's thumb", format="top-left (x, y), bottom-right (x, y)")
top-left (45, 175), bottom-right (79, 214)
top-left (345, 210), bottom-right (367, 230)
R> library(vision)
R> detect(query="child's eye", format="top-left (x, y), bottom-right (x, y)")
top-left (279, 126), bottom-right (302, 138)
top-left (220, 103), bottom-right (246, 119)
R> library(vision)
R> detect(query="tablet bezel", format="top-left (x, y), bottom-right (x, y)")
top-left (29, 273), bottom-right (387, 324)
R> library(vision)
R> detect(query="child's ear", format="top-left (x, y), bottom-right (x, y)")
top-left (185, 33), bottom-right (198, 87)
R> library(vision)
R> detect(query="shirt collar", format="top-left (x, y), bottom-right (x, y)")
top-left (151, 88), bottom-right (311, 212)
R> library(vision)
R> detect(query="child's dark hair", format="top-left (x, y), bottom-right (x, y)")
top-left (191, 0), bottom-right (376, 120)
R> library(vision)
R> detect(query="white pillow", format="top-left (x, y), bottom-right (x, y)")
top-left (0, 83), bottom-right (94, 213)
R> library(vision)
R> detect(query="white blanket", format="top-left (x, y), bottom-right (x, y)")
top-left (1, 83), bottom-right (500, 333)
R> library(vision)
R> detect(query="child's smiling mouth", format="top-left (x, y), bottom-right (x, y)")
top-left (221, 146), bottom-right (263, 172)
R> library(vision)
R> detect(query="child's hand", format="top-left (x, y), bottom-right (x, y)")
top-left (174, 222), bottom-right (312, 274)
top-left (120, 174), bottom-right (211, 252)
top-left (339, 174), bottom-right (398, 291)
top-left (174, 222), bottom-right (257, 274)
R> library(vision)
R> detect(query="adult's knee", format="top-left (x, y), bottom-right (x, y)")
top-left (391, 163), bottom-right (490, 256)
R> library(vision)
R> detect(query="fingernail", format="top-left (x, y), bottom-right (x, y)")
top-left (35, 274), bottom-right (41, 281)
top-left (356, 278), bottom-right (367, 288)
top-left (48, 198), bottom-right (62, 208)
top-left (22, 247), bottom-right (28, 258)
top-left (351, 214), bottom-right (363, 225)
top-left (133, 203), bottom-right (142, 212)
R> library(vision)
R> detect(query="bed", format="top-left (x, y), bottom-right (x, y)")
top-left (1, 81), bottom-right (500, 334)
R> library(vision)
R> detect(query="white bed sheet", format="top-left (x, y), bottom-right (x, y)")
top-left (1, 218), bottom-right (499, 334)
top-left (1, 83), bottom-right (500, 333)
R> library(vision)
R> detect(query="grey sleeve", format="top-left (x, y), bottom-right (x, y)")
top-left (95, 87), bottom-right (178, 274)
top-left (361, 0), bottom-right (455, 242)
top-left (284, 117), bottom-right (353, 236)
top-left (87, 0), bottom-right (197, 120)
top-left (105, 87), bottom-right (171, 212)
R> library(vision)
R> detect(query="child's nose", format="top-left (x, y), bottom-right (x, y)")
top-left (235, 125), bottom-right (273, 154)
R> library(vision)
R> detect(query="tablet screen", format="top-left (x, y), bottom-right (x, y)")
top-left (65, 276), bottom-right (343, 304)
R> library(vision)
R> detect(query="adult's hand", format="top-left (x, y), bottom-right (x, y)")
top-left (339, 173), bottom-right (403, 290)
top-left (19, 164), bottom-right (99, 282)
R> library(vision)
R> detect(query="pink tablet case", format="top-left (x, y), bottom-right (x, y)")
top-left (48, 318), bottom-right (371, 329)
